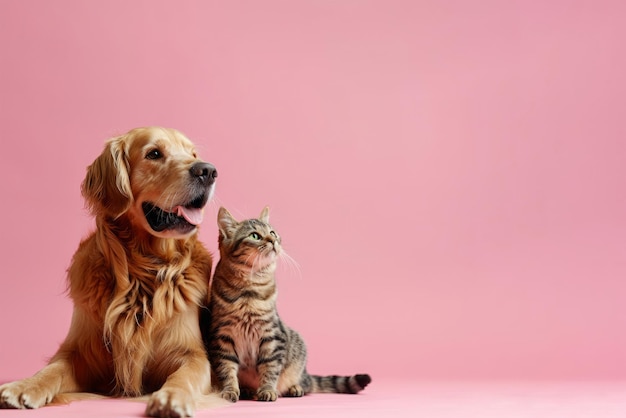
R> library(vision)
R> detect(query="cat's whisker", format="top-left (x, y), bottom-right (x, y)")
top-left (243, 251), bottom-right (259, 273)
top-left (249, 254), bottom-right (263, 281)
top-left (278, 251), bottom-right (302, 280)
top-left (210, 194), bottom-right (226, 211)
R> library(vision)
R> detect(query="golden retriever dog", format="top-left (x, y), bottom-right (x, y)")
top-left (0, 127), bottom-right (217, 417)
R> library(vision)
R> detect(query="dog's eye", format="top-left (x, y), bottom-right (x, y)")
top-left (146, 149), bottom-right (163, 160)
top-left (250, 232), bottom-right (261, 240)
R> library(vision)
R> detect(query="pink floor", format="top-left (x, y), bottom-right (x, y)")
top-left (1, 379), bottom-right (625, 417)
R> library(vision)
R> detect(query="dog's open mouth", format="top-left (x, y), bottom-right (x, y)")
top-left (142, 194), bottom-right (208, 233)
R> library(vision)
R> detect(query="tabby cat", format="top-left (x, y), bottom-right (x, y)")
top-left (205, 206), bottom-right (371, 402)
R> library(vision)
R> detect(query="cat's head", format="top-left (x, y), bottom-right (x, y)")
top-left (217, 206), bottom-right (282, 271)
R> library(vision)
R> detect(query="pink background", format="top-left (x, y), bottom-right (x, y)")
top-left (1, 0), bottom-right (625, 387)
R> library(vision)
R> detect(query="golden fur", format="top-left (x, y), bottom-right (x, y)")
top-left (0, 127), bottom-right (219, 417)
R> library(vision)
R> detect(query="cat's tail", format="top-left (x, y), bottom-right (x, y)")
top-left (307, 373), bottom-right (372, 394)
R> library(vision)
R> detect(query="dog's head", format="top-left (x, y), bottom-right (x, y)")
top-left (82, 127), bottom-right (217, 239)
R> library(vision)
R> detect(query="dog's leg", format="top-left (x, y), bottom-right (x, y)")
top-left (0, 357), bottom-right (79, 409)
top-left (145, 350), bottom-right (211, 418)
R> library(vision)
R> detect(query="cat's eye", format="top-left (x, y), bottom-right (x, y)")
top-left (146, 149), bottom-right (163, 160)
top-left (250, 232), bottom-right (261, 240)
top-left (270, 231), bottom-right (277, 238)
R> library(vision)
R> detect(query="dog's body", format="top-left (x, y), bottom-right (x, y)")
top-left (0, 127), bottom-right (217, 417)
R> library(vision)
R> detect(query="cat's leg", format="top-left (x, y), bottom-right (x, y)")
top-left (277, 355), bottom-right (307, 398)
top-left (209, 330), bottom-right (241, 402)
top-left (255, 337), bottom-right (287, 401)
top-left (255, 360), bottom-right (282, 401)
top-left (214, 358), bottom-right (240, 402)
top-left (278, 330), bottom-right (310, 398)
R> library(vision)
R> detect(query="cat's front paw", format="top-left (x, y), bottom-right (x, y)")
top-left (220, 388), bottom-right (240, 403)
top-left (286, 384), bottom-right (304, 397)
top-left (256, 388), bottom-right (278, 402)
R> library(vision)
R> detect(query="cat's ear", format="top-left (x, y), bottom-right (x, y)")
top-left (259, 206), bottom-right (270, 223)
top-left (217, 207), bottom-right (238, 238)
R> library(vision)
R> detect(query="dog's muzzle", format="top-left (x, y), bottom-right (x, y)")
top-left (142, 162), bottom-right (217, 234)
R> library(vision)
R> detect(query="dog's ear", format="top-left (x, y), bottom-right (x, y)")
top-left (81, 136), bottom-right (133, 218)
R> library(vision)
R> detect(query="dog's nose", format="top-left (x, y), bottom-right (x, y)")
top-left (190, 162), bottom-right (217, 185)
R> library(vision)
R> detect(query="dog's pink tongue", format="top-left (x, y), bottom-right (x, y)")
top-left (175, 206), bottom-right (204, 226)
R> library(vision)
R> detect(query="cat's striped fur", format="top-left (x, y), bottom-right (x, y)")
top-left (204, 207), bottom-right (371, 402)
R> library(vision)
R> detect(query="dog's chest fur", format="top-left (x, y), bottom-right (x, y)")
top-left (126, 265), bottom-right (202, 325)
top-left (96, 236), bottom-right (210, 395)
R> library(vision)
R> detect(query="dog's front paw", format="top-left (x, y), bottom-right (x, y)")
top-left (146, 388), bottom-right (194, 418)
top-left (256, 388), bottom-right (278, 402)
top-left (0, 379), bottom-right (55, 409)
